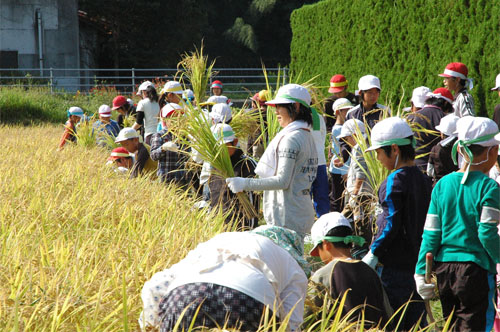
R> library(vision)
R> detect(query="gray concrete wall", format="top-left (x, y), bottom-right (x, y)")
top-left (0, 0), bottom-right (80, 91)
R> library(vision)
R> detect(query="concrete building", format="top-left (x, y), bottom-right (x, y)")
top-left (0, 0), bottom-right (80, 90)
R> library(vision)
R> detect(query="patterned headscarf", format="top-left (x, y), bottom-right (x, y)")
top-left (250, 225), bottom-right (311, 277)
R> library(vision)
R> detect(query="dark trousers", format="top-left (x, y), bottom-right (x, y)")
top-left (311, 165), bottom-right (331, 217)
top-left (378, 266), bottom-right (427, 331)
top-left (435, 261), bottom-right (496, 332)
top-left (329, 172), bottom-right (345, 212)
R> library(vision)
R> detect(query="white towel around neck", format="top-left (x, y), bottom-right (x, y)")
top-left (255, 120), bottom-right (310, 178)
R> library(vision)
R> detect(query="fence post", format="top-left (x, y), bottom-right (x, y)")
top-left (131, 68), bottom-right (135, 94)
top-left (50, 67), bottom-right (53, 93)
top-left (283, 67), bottom-right (287, 85)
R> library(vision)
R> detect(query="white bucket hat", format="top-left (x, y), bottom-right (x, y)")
top-left (337, 119), bottom-right (366, 139)
top-left (160, 81), bottom-right (184, 95)
top-left (115, 127), bottom-right (140, 143)
top-left (366, 117), bottom-right (414, 151)
top-left (212, 123), bottom-right (236, 143)
top-left (435, 114), bottom-right (460, 136)
top-left (265, 83), bottom-right (311, 106)
top-left (210, 103), bottom-right (233, 124)
top-left (491, 73), bottom-right (500, 91)
top-left (309, 212), bottom-right (364, 257)
top-left (410, 86), bottom-right (432, 108)
top-left (332, 98), bottom-right (353, 112)
top-left (136, 81), bottom-right (154, 95)
top-left (358, 75), bottom-right (381, 91)
top-left (98, 104), bottom-right (112, 117)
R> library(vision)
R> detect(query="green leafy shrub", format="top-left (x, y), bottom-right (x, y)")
top-left (290, 0), bottom-right (500, 117)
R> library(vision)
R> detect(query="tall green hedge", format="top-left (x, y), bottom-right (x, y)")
top-left (290, 0), bottom-right (500, 116)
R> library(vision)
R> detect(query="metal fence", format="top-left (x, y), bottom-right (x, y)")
top-left (0, 67), bottom-right (288, 103)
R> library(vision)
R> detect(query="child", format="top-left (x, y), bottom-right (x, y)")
top-left (210, 80), bottom-right (224, 96)
top-left (439, 62), bottom-right (475, 117)
top-left (427, 113), bottom-right (459, 185)
top-left (107, 147), bottom-right (133, 174)
top-left (150, 103), bottom-right (188, 185)
top-left (362, 117), bottom-right (432, 330)
top-left (209, 123), bottom-right (258, 229)
top-left (415, 116), bottom-right (500, 332)
top-left (311, 112), bottom-right (329, 217)
top-left (493, 73), bottom-right (500, 128)
top-left (337, 118), bottom-right (372, 256)
top-left (308, 212), bottom-right (392, 328)
top-left (93, 104), bottom-right (120, 147)
top-left (58, 106), bottom-right (84, 150)
top-left (329, 98), bottom-right (353, 212)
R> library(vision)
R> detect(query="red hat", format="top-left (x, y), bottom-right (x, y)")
top-left (108, 147), bottom-right (132, 161)
top-left (211, 80), bottom-right (223, 89)
top-left (328, 74), bottom-right (348, 93)
top-left (439, 62), bottom-right (468, 79)
top-left (432, 88), bottom-right (454, 104)
top-left (112, 95), bottom-right (127, 110)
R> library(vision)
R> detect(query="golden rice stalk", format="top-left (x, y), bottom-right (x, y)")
top-left (229, 107), bottom-right (260, 141)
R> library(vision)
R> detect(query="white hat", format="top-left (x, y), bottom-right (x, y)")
top-left (210, 103), bottom-right (233, 124)
top-left (207, 95), bottom-right (230, 105)
top-left (332, 98), bottom-right (353, 112)
top-left (455, 117), bottom-right (500, 147)
top-left (266, 83), bottom-right (311, 106)
top-left (337, 119), bottom-right (366, 139)
top-left (183, 89), bottom-right (195, 99)
top-left (358, 75), bottom-right (381, 91)
top-left (67, 106), bottom-right (84, 117)
top-left (309, 212), bottom-right (351, 256)
top-left (366, 117), bottom-right (414, 151)
top-left (410, 86), bottom-right (432, 108)
top-left (212, 123), bottom-right (236, 143)
top-left (136, 81), bottom-right (154, 95)
top-left (160, 103), bottom-right (183, 118)
top-left (115, 127), bottom-right (140, 143)
top-left (98, 104), bottom-right (112, 117)
top-left (435, 114), bottom-right (459, 136)
top-left (491, 73), bottom-right (500, 91)
top-left (160, 81), bottom-right (184, 95)
top-left (127, 98), bottom-right (134, 107)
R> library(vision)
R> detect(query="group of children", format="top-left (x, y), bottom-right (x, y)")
top-left (57, 65), bottom-right (500, 331)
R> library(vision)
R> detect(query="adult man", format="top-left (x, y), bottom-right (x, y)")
top-left (346, 75), bottom-right (389, 129)
top-left (93, 104), bottom-right (120, 146)
top-left (308, 212), bottom-right (392, 328)
top-left (323, 74), bottom-right (358, 132)
top-left (439, 62), bottom-right (475, 117)
top-left (115, 128), bottom-right (157, 179)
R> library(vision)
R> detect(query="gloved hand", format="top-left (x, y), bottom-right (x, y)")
top-left (226, 177), bottom-right (248, 193)
top-left (414, 274), bottom-right (435, 300)
top-left (162, 142), bottom-right (178, 152)
top-left (362, 251), bottom-right (378, 270)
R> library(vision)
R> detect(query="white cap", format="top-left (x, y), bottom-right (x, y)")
top-left (309, 212), bottom-right (351, 256)
top-left (183, 89), bottom-right (195, 99)
top-left (160, 81), bottom-right (184, 95)
top-left (410, 86), bottom-right (432, 108)
top-left (266, 83), bottom-right (311, 106)
top-left (455, 117), bottom-right (500, 147)
top-left (212, 123), bottom-right (236, 143)
top-left (435, 114), bottom-right (460, 136)
top-left (160, 103), bottom-right (183, 118)
top-left (98, 104), bottom-right (112, 117)
top-left (68, 106), bottom-right (84, 117)
top-left (491, 73), bottom-right (500, 91)
top-left (136, 81), bottom-right (154, 95)
top-left (207, 95), bottom-right (229, 105)
top-left (358, 75), bottom-right (381, 91)
top-left (332, 98), bottom-right (353, 112)
top-left (210, 103), bottom-right (232, 124)
top-left (337, 119), bottom-right (366, 139)
top-left (115, 127), bottom-right (140, 143)
top-left (366, 117), bottom-right (414, 151)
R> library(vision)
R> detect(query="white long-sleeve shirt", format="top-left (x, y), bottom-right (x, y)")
top-left (140, 232), bottom-right (307, 331)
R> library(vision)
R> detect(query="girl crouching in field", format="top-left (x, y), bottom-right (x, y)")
top-left (58, 106), bottom-right (84, 150)
top-left (139, 226), bottom-right (309, 332)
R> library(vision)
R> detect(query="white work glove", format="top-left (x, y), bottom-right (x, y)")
top-left (162, 142), bottom-right (178, 152)
top-left (362, 251), bottom-right (379, 270)
top-left (414, 274), bottom-right (435, 300)
top-left (225, 177), bottom-right (248, 193)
